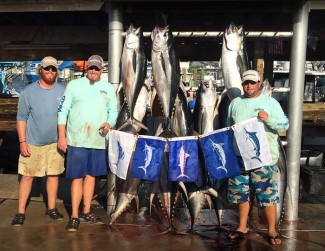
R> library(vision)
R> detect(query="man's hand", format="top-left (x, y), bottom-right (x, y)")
top-left (20, 142), bottom-right (31, 157)
top-left (58, 137), bottom-right (68, 153)
top-left (258, 110), bottom-right (269, 122)
top-left (99, 122), bottom-right (110, 134)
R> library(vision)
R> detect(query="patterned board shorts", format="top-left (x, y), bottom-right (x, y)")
top-left (228, 164), bottom-right (280, 207)
top-left (18, 143), bottom-right (65, 177)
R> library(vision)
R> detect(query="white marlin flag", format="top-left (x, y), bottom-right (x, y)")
top-left (232, 117), bottom-right (272, 170)
top-left (108, 130), bottom-right (137, 179)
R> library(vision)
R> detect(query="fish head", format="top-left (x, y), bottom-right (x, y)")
top-left (125, 25), bottom-right (142, 49)
top-left (224, 24), bottom-right (244, 51)
top-left (151, 25), bottom-right (170, 52)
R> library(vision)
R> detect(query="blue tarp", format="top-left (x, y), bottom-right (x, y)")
top-left (59, 61), bottom-right (74, 70)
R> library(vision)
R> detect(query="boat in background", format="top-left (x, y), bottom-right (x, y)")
top-left (23, 61), bottom-right (40, 84)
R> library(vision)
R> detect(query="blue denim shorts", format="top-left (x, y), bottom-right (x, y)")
top-left (66, 146), bottom-right (108, 179)
top-left (228, 164), bottom-right (280, 207)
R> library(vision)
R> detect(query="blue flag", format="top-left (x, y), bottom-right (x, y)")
top-left (130, 135), bottom-right (166, 181)
top-left (168, 136), bottom-right (199, 182)
top-left (199, 128), bottom-right (240, 180)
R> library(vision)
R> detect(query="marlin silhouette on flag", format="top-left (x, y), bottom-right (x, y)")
top-left (209, 139), bottom-right (227, 173)
top-left (138, 141), bottom-right (154, 175)
top-left (111, 133), bottom-right (125, 170)
top-left (108, 130), bottom-right (137, 180)
top-left (177, 143), bottom-right (190, 179)
top-left (244, 127), bottom-right (262, 163)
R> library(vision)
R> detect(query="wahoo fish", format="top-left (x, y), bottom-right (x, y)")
top-left (193, 79), bottom-right (219, 134)
top-left (221, 23), bottom-right (250, 100)
top-left (244, 127), bottom-right (262, 163)
top-left (151, 25), bottom-right (180, 128)
top-left (119, 24), bottom-right (148, 131)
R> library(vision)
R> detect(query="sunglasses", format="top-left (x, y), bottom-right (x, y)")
top-left (242, 80), bottom-right (258, 86)
top-left (88, 66), bottom-right (101, 71)
top-left (43, 66), bottom-right (57, 72)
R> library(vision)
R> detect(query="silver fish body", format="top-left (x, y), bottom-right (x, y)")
top-left (119, 24), bottom-right (147, 130)
top-left (221, 23), bottom-right (249, 101)
top-left (171, 86), bottom-right (194, 137)
top-left (151, 25), bottom-right (180, 125)
top-left (109, 176), bottom-right (141, 225)
top-left (115, 80), bottom-right (151, 133)
top-left (193, 79), bottom-right (219, 134)
top-left (106, 172), bottom-right (117, 217)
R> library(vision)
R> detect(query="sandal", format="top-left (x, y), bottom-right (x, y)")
top-left (226, 230), bottom-right (248, 240)
top-left (269, 234), bottom-right (282, 245)
top-left (79, 212), bottom-right (103, 224)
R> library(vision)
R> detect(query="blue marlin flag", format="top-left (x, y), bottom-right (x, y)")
top-left (130, 135), bottom-right (166, 181)
top-left (168, 136), bottom-right (199, 182)
top-left (199, 128), bottom-right (240, 179)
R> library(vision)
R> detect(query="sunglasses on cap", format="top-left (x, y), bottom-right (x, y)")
top-left (88, 66), bottom-right (101, 71)
top-left (242, 80), bottom-right (258, 86)
top-left (43, 66), bottom-right (57, 72)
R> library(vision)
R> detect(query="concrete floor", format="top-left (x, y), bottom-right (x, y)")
top-left (0, 174), bottom-right (325, 251)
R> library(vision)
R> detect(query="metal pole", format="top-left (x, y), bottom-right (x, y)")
top-left (107, 2), bottom-right (123, 90)
top-left (285, 1), bottom-right (310, 221)
top-left (106, 2), bottom-right (123, 215)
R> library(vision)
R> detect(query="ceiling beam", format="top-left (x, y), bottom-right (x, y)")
top-left (0, 0), bottom-right (104, 12)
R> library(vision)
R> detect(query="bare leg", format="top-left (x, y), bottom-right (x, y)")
top-left (82, 175), bottom-right (95, 213)
top-left (46, 175), bottom-right (59, 210)
top-left (228, 201), bottom-right (249, 239)
top-left (265, 204), bottom-right (282, 245)
top-left (18, 176), bottom-right (34, 214)
top-left (70, 178), bottom-right (83, 218)
top-left (236, 201), bottom-right (250, 233)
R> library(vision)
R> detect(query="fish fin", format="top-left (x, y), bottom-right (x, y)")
top-left (205, 194), bottom-right (213, 210)
top-left (178, 181), bottom-right (188, 201)
top-left (149, 193), bottom-right (155, 216)
top-left (134, 195), bottom-right (140, 213)
top-left (207, 187), bottom-right (219, 198)
top-left (117, 118), bottom-right (149, 132)
top-left (188, 192), bottom-right (197, 201)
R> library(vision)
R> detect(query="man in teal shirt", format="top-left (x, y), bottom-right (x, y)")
top-left (58, 55), bottom-right (118, 231)
top-left (226, 70), bottom-right (289, 245)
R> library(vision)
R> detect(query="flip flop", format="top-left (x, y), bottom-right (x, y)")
top-left (269, 234), bottom-right (282, 245)
top-left (226, 230), bottom-right (248, 240)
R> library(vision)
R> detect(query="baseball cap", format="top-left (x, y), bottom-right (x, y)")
top-left (242, 70), bottom-right (260, 83)
top-left (41, 56), bottom-right (58, 69)
top-left (88, 55), bottom-right (104, 69)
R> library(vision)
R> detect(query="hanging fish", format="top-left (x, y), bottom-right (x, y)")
top-left (119, 24), bottom-right (148, 131)
top-left (221, 23), bottom-right (250, 101)
top-left (151, 25), bottom-right (180, 130)
top-left (193, 79), bottom-right (219, 134)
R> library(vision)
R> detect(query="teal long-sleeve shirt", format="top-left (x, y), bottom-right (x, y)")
top-left (58, 77), bottom-right (118, 149)
top-left (227, 94), bottom-right (289, 164)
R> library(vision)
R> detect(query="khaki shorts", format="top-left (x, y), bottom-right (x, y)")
top-left (18, 143), bottom-right (65, 177)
